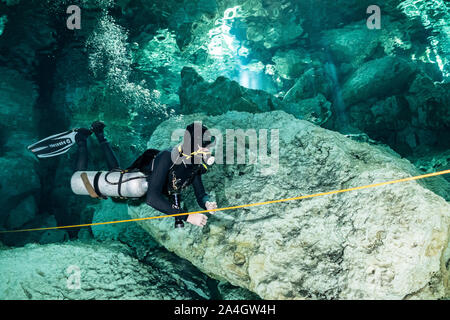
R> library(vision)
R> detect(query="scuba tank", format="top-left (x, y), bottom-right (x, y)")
top-left (71, 170), bottom-right (148, 199)
top-left (70, 148), bottom-right (159, 199)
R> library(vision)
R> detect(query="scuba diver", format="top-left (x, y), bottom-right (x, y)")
top-left (28, 121), bottom-right (218, 228)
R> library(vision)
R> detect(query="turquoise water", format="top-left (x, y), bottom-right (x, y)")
top-left (0, 0), bottom-right (448, 300)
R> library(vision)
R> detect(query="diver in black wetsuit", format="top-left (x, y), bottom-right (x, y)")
top-left (74, 121), bottom-right (120, 172)
top-left (74, 121), bottom-right (217, 228)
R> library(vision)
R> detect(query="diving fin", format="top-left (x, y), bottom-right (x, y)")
top-left (27, 130), bottom-right (77, 159)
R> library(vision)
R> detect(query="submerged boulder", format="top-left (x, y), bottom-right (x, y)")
top-left (91, 198), bottom-right (158, 260)
top-left (320, 23), bottom-right (381, 66)
top-left (283, 67), bottom-right (333, 103)
top-left (0, 67), bottom-right (40, 232)
top-left (179, 66), bottom-right (280, 115)
top-left (271, 48), bottom-right (311, 80)
top-left (5, 195), bottom-right (37, 229)
top-left (344, 73), bottom-right (449, 155)
top-left (342, 56), bottom-right (416, 106)
top-left (91, 198), bottom-right (260, 299)
top-left (405, 74), bottom-right (450, 131)
top-left (346, 95), bottom-right (411, 150)
top-left (0, 241), bottom-right (200, 300)
top-left (2, 214), bottom-right (69, 247)
top-left (179, 66), bottom-right (332, 125)
top-left (283, 94), bottom-right (332, 126)
top-left (129, 111), bottom-right (450, 299)
top-left (0, 154), bottom-right (40, 228)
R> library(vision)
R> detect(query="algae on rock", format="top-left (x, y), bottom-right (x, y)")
top-left (129, 111), bottom-right (450, 300)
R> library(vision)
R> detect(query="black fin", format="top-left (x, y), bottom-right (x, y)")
top-left (27, 130), bottom-right (77, 159)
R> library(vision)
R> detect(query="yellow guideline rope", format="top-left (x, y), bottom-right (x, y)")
top-left (1, 169), bottom-right (449, 234)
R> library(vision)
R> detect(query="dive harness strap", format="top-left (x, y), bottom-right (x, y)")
top-left (93, 171), bottom-right (107, 200)
top-left (118, 170), bottom-right (125, 198)
top-left (80, 172), bottom-right (102, 199)
top-left (81, 170), bottom-right (142, 200)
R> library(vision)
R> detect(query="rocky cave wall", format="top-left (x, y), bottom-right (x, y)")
top-left (0, 0), bottom-right (448, 300)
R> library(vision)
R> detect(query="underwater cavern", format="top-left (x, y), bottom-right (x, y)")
top-left (0, 0), bottom-right (449, 300)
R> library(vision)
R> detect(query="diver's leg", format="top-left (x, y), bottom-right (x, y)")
top-left (74, 128), bottom-right (92, 172)
top-left (91, 121), bottom-right (120, 170)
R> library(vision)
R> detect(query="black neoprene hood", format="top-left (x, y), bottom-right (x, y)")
top-left (182, 122), bottom-right (214, 153)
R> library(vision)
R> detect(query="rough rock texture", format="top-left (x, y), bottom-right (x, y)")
top-left (91, 198), bottom-right (158, 260)
top-left (179, 66), bottom-right (332, 126)
top-left (282, 94), bottom-right (332, 126)
top-left (283, 67), bottom-right (332, 103)
top-left (412, 150), bottom-right (450, 187)
top-left (91, 198), bottom-right (260, 299)
top-left (2, 214), bottom-right (69, 247)
top-left (405, 75), bottom-right (450, 131)
top-left (218, 281), bottom-right (261, 300)
top-left (344, 73), bottom-right (449, 156)
top-left (271, 48), bottom-right (311, 80)
top-left (346, 95), bottom-right (412, 152)
top-left (0, 67), bottom-right (40, 233)
top-left (179, 66), bottom-right (280, 115)
top-left (129, 111), bottom-right (450, 299)
top-left (91, 199), bottom-right (214, 299)
top-left (0, 241), bottom-right (200, 300)
top-left (320, 18), bottom-right (414, 71)
top-left (341, 56), bottom-right (416, 106)
top-left (6, 196), bottom-right (37, 229)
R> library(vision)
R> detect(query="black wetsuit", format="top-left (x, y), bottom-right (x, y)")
top-left (75, 134), bottom-right (209, 222)
top-left (145, 149), bottom-right (210, 223)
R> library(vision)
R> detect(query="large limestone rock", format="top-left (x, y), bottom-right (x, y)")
top-left (344, 73), bottom-right (449, 156)
top-left (91, 198), bottom-right (260, 299)
top-left (271, 48), bottom-right (311, 80)
top-left (346, 95), bottom-right (411, 151)
top-left (282, 94), bottom-right (332, 126)
top-left (129, 111), bottom-right (450, 299)
top-left (179, 66), bottom-right (332, 125)
top-left (0, 67), bottom-right (40, 231)
top-left (0, 1), bottom-right (56, 73)
top-left (0, 155), bottom-right (40, 228)
top-left (283, 67), bottom-right (333, 103)
top-left (320, 18), bottom-right (413, 70)
top-left (342, 56), bottom-right (416, 106)
top-left (320, 23), bottom-right (381, 66)
top-left (405, 75), bottom-right (450, 131)
top-left (0, 241), bottom-right (200, 300)
top-left (2, 213), bottom-right (68, 247)
top-left (179, 66), bottom-right (280, 115)
top-left (91, 198), bottom-right (158, 260)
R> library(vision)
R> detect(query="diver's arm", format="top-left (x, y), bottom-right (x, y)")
top-left (146, 151), bottom-right (187, 220)
top-left (192, 174), bottom-right (210, 209)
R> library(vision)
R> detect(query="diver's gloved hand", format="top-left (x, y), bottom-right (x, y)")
top-left (91, 120), bottom-right (107, 142)
top-left (205, 201), bottom-right (218, 214)
top-left (187, 213), bottom-right (208, 227)
top-left (90, 120), bottom-right (106, 134)
top-left (75, 128), bottom-right (93, 144)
